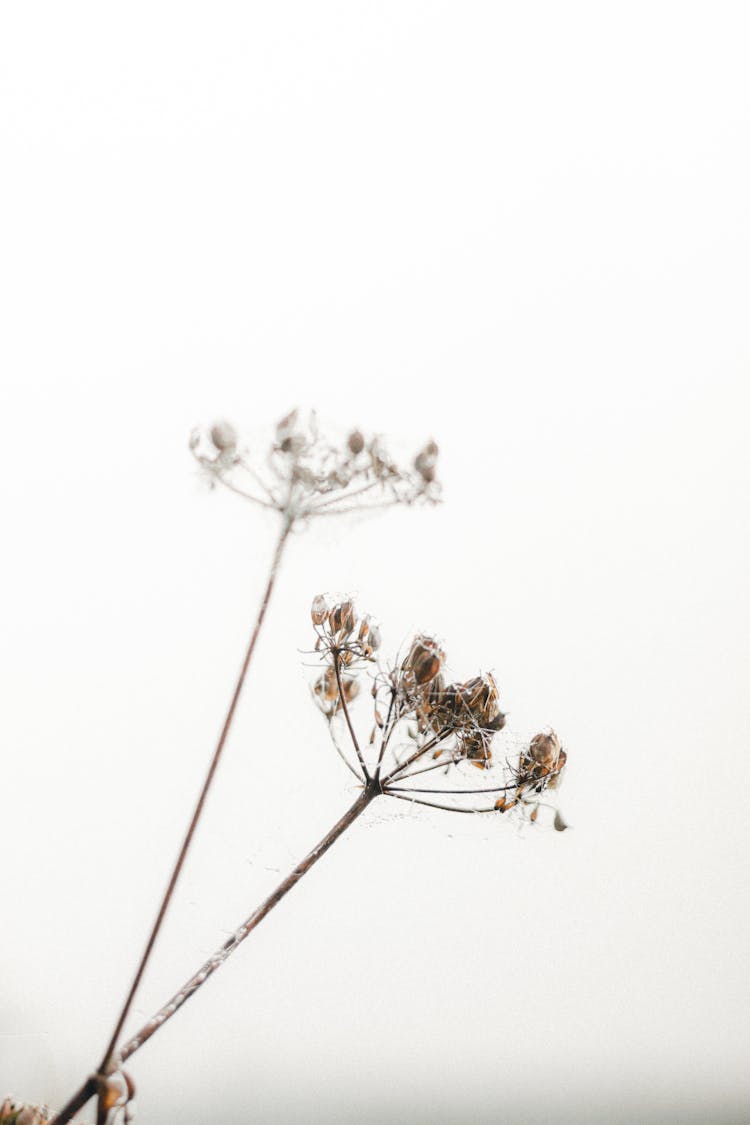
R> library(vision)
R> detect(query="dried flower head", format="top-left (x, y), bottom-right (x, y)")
top-left (0, 1100), bottom-right (49, 1125)
top-left (310, 594), bottom-right (381, 665)
top-left (190, 409), bottom-right (440, 524)
top-left (308, 597), bottom-right (568, 827)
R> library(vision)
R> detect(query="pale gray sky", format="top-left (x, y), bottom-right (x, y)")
top-left (1, 3), bottom-right (749, 1122)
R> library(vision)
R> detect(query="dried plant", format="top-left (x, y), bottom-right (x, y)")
top-left (1, 1099), bottom-right (50, 1125)
top-left (11, 414), bottom-right (568, 1123)
top-left (37, 412), bottom-right (439, 1125)
top-left (44, 594), bottom-right (567, 1123)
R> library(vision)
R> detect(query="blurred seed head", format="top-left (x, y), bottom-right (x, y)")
top-left (347, 429), bottom-right (365, 455)
top-left (0, 1100), bottom-right (49, 1125)
top-left (191, 409), bottom-right (441, 521)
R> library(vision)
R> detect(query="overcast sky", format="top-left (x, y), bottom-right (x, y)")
top-left (1, 3), bottom-right (749, 1122)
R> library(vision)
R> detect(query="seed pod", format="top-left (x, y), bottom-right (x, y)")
top-left (553, 810), bottom-right (569, 832)
top-left (357, 615), bottom-right (381, 656)
top-left (414, 439), bottom-right (439, 482)
top-left (403, 634), bottom-right (444, 686)
top-left (210, 421), bottom-right (237, 454)
top-left (329, 600), bottom-right (356, 637)
top-left (529, 731), bottom-right (563, 770)
top-left (347, 429), bottom-right (365, 455)
top-left (311, 594), bottom-right (328, 626)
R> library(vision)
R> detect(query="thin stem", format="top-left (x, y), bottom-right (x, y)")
top-left (118, 786), bottom-right (377, 1064)
top-left (328, 720), bottom-right (366, 782)
top-left (53, 786), bottom-right (375, 1125)
top-left (386, 782), bottom-right (519, 796)
top-left (385, 791), bottom-right (502, 815)
top-left (309, 478), bottom-right (380, 511)
top-left (98, 518), bottom-right (292, 1074)
top-left (213, 471), bottom-right (276, 509)
top-left (374, 687), bottom-right (397, 778)
top-left (382, 727), bottom-right (451, 784)
top-left (333, 653), bottom-right (369, 780)
top-left (389, 756), bottom-right (454, 782)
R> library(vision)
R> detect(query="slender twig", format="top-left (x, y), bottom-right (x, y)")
top-left (328, 720), bottom-right (366, 782)
top-left (309, 478), bottom-right (380, 511)
top-left (98, 519), bottom-right (291, 1074)
top-left (117, 786), bottom-right (378, 1064)
top-left (374, 687), bottom-right (397, 777)
top-left (386, 781), bottom-right (519, 796)
top-left (212, 472), bottom-right (276, 509)
top-left (388, 756), bottom-right (454, 782)
top-left (385, 791), bottom-right (502, 815)
top-left (333, 653), bottom-right (369, 780)
top-left (383, 727), bottom-right (451, 782)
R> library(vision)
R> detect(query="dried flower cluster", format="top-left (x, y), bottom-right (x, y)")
top-left (189, 409), bottom-right (440, 523)
top-left (0, 1100), bottom-right (48, 1125)
top-left (309, 597), bottom-right (568, 825)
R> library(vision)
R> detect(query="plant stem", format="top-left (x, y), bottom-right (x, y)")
top-left (118, 785), bottom-right (377, 1063)
top-left (106, 519), bottom-right (290, 1058)
top-left (53, 519), bottom-right (293, 1125)
top-left (52, 787), bottom-right (376, 1123)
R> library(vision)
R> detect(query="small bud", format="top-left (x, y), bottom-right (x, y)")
top-left (347, 429), bottom-right (365, 455)
top-left (554, 810), bottom-right (569, 832)
top-left (210, 421), bottom-right (237, 454)
top-left (311, 595), bottom-right (328, 626)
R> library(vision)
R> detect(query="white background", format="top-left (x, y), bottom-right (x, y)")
top-left (1, 3), bottom-right (749, 1122)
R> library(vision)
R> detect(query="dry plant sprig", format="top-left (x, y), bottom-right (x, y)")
top-left (48, 413), bottom-right (440, 1125)
top-left (49, 597), bottom-right (569, 1122)
top-left (1, 1098), bottom-right (50, 1125)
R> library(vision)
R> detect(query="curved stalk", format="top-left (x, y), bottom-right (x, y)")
top-left (100, 518), bottom-right (292, 1071)
top-left (119, 786), bottom-right (377, 1062)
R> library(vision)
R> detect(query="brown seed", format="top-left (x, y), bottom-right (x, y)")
top-left (529, 731), bottom-right (562, 769)
top-left (347, 429), bottom-right (365, 455)
top-left (404, 635), bottom-right (444, 686)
